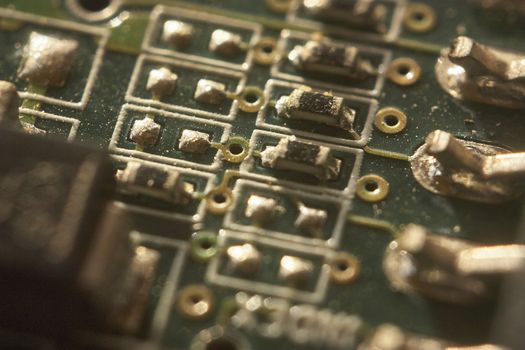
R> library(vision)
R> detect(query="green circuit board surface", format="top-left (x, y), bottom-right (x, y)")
top-left (1, 1), bottom-right (525, 349)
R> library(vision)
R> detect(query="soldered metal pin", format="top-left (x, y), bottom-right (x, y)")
top-left (384, 224), bottom-right (525, 304)
top-left (276, 89), bottom-right (358, 136)
top-left (411, 130), bottom-right (525, 203)
top-left (289, 40), bottom-right (374, 81)
top-left (260, 136), bottom-right (341, 180)
top-left (436, 36), bottom-right (525, 108)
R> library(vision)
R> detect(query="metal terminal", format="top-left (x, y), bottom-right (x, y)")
top-left (303, 0), bottom-right (388, 33)
top-left (18, 32), bottom-right (79, 87)
top-left (129, 117), bottom-right (161, 147)
top-left (0, 81), bottom-right (20, 125)
top-left (275, 88), bottom-right (357, 135)
top-left (227, 243), bottom-right (262, 275)
top-left (260, 136), bottom-right (341, 180)
top-left (411, 130), bottom-right (525, 203)
top-left (179, 129), bottom-right (211, 154)
top-left (194, 79), bottom-right (228, 105)
top-left (279, 255), bottom-right (313, 285)
top-left (116, 162), bottom-right (191, 204)
top-left (289, 40), bottom-right (374, 81)
top-left (245, 194), bottom-right (283, 225)
top-left (146, 67), bottom-right (178, 98)
top-left (436, 36), bottom-right (525, 108)
top-left (162, 20), bottom-right (195, 48)
top-left (209, 29), bottom-right (244, 57)
top-left (384, 224), bottom-right (525, 304)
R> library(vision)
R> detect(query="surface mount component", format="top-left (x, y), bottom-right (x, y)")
top-left (0, 128), bottom-right (158, 336)
top-left (289, 40), bottom-right (374, 81)
top-left (117, 161), bottom-right (191, 204)
top-left (276, 89), bottom-right (357, 135)
top-left (384, 224), bottom-right (525, 304)
top-left (260, 136), bottom-right (341, 180)
top-left (303, 0), bottom-right (387, 33)
top-left (411, 130), bottom-right (524, 203)
top-left (436, 36), bottom-right (525, 108)
top-left (18, 32), bottom-right (78, 87)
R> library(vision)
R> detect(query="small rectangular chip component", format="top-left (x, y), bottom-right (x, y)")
top-left (276, 89), bottom-right (356, 132)
top-left (261, 136), bottom-right (341, 180)
top-left (289, 40), bottom-right (373, 81)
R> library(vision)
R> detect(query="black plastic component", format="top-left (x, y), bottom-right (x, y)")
top-left (0, 128), bottom-right (115, 337)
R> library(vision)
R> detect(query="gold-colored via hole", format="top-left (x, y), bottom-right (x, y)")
top-left (266, 0), bottom-right (293, 13)
top-left (356, 174), bottom-right (390, 202)
top-left (254, 37), bottom-right (278, 65)
top-left (387, 58), bottom-right (422, 86)
top-left (205, 187), bottom-right (234, 215)
top-left (177, 285), bottom-right (215, 320)
top-left (404, 3), bottom-right (437, 34)
top-left (374, 107), bottom-right (407, 134)
top-left (222, 137), bottom-right (250, 163)
top-left (237, 86), bottom-right (265, 113)
top-left (330, 253), bottom-right (361, 284)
